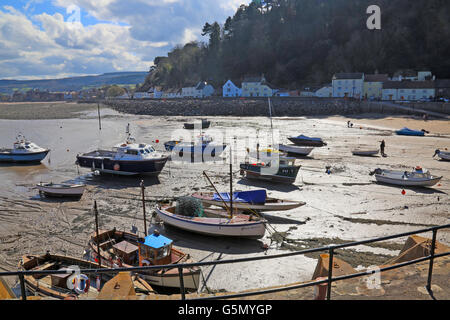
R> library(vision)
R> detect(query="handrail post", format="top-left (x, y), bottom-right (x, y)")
top-left (426, 229), bottom-right (437, 292)
top-left (178, 267), bottom-right (186, 300)
top-left (19, 274), bottom-right (27, 301)
top-left (326, 247), bottom-right (334, 300)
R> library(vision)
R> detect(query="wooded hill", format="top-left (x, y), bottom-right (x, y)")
top-left (141, 0), bottom-right (450, 91)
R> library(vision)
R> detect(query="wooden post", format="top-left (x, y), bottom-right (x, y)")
top-left (97, 103), bottom-right (102, 131)
top-left (141, 180), bottom-right (148, 236)
top-left (93, 201), bottom-right (102, 268)
top-left (229, 147), bottom-right (233, 219)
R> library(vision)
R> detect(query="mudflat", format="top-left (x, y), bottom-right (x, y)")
top-left (0, 103), bottom-right (448, 294)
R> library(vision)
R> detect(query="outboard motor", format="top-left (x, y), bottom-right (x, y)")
top-left (433, 149), bottom-right (440, 157)
top-left (369, 168), bottom-right (382, 176)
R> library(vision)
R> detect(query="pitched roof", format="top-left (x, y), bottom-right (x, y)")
top-left (243, 76), bottom-right (263, 83)
top-left (364, 74), bottom-right (389, 82)
top-left (334, 73), bottom-right (364, 80)
top-left (383, 81), bottom-right (435, 89)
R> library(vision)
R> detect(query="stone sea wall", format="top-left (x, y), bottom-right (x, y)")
top-left (101, 97), bottom-right (449, 117)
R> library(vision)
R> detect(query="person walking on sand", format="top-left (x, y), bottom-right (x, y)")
top-left (380, 140), bottom-right (386, 157)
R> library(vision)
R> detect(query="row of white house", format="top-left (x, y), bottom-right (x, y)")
top-left (129, 71), bottom-right (441, 102)
top-left (131, 81), bottom-right (215, 100)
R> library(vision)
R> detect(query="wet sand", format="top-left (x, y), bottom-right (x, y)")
top-left (0, 104), bottom-right (449, 294)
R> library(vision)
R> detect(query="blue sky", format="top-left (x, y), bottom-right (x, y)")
top-left (0, 1), bottom-right (247, 79)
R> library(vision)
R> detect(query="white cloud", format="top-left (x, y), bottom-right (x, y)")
top-left (1, 1), bottom-right (249, 79)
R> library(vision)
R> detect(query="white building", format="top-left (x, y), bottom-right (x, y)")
top-left (315, 84), bottom-right (332, 98)
top-left (182, 81), bottom-right (215, 98)
top-left (223, 80), bottom-right (242, 97)
top-left (133, 92), bottom-right (151, 99)
top-left (332, 73), bottom-right (364, 99)
top-left (147, 87), bottom-right (163, 99)
top-left (162, 89), bottom-right (182, 99)
top-left (382, 81), bottom-right (436, 101)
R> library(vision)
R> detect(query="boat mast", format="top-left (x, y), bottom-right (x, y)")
top-left (93, 201), bottom-right (102, 268)
top-left (140, 180), bottom-right (148, 236)
top-left (203, 171), bottom-right (232, 218)
top-left (268, 98), bottom-right (274, 147)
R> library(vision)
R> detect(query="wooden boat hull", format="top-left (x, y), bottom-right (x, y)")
top-left (88, 229), bottom-right (201, 291)
top-left (352, 150), bottom-right (379, 156)
top-left (375, 173), bottom-right (442, 187)
top-left (278, 145), bottom-right (314, 156)
top-left (36, 184), bottom-right (86, 197)
top-left (0, 150), bottom-right (49, 163)
top-left (155, 207), bottom-right (267, 239)
top-left (19, 253), bottom-right (106, 300)
top-left (192, 192), bottom-right (305, 212)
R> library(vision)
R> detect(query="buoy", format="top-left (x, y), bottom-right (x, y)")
top-left (113, 163), bottom-right (120, 171)
top-left (155, 139), bottom-right (159, 143)
top-left (401, 190), bottom-right (406, 195)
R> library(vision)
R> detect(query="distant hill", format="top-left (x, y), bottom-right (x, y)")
top-left (0, 72), bottom-right (148, 94)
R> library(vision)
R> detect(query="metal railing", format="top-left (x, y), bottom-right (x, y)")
top-left (1, 224), bottom-right (449, 300)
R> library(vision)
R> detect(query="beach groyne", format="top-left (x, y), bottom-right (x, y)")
top-left (101, 98), bottom-right (450, 118)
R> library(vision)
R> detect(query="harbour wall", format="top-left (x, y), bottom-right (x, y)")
top-left (101, 97), bottom-right (450, 118)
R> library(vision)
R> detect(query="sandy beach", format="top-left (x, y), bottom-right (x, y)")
top-left (0, 103), bottom-right (448, 294)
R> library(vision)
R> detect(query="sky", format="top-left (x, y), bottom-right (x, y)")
top-left (0, 0), bottom-right (247, 80)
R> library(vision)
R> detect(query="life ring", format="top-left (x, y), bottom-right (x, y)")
top-left (113, 163), bottom-right (120, 171)
top-left (141, 259), bottom-right (151, 266)
top-left (415, 166), bottom-right (422, 171)
top-left (73, 274), bottom-right (90, 294)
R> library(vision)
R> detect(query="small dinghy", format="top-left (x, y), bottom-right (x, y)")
top-left (36, 182), bottom-right (86, 198)
top-left (370, 167), bottom-right (442, 187)
top-left (433, 149), bottom-right (450, 161)
top-left (395, 127), bottom-right (425, 136)
top-left (278, 144), bottom-right (314, 156)
top-left (192, 189), bottom-right (305, 212)
top-left (183, 119), bottom-right (210, 130)
top-left (287, 135), bottom-right (327, 147)
top-left (0, 134), bottom-right (49, 163)
top-left (352, 149), bottom-right (379, 156)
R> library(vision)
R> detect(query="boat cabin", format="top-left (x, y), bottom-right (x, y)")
top-left (138, 231), bottom-right (173, 266)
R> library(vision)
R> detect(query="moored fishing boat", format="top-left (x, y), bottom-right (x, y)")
top-left (87, 229), bottom-right (201, 292)
top-left (287, 135), bottom-right (327, 147)
top-left (240, 156), bottom-right (301, 184)
top-left (370, 167), bottom-right (442, 187)
top-left (192, 190), bottom-right (306, 212)
top-left (76, 127), bottom-right (168, 176)
top-left (0, 135), bottom-right (49, 163)
top-left (164, 134), bottom-right (227, 159)
top-left (36, 182), bottom-right (86, 198)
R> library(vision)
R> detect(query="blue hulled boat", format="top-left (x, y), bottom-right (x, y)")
top-left (395, 127), bottom-right (425, 136)
top-left (0, 135), bottom-right (49, 163)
